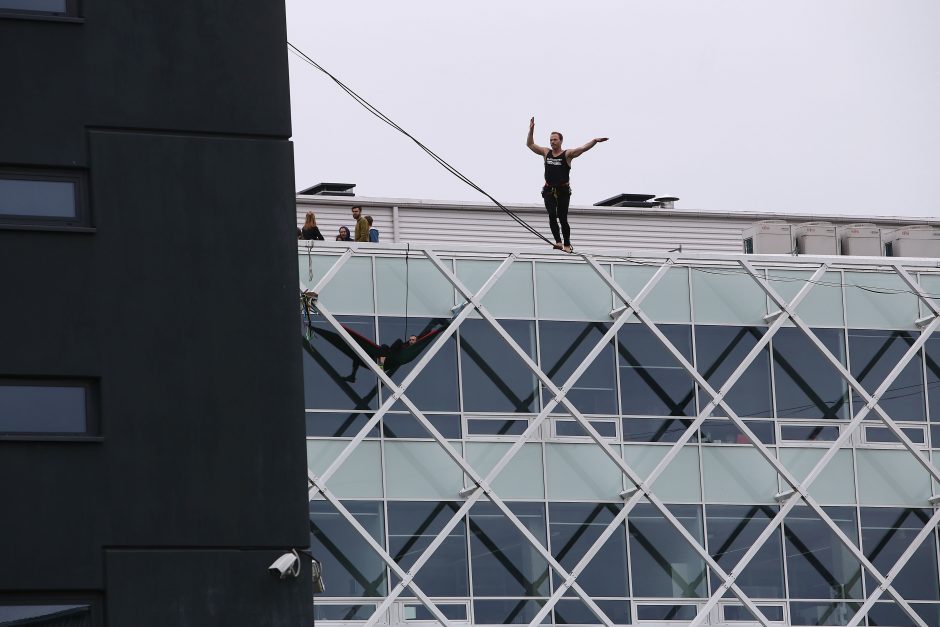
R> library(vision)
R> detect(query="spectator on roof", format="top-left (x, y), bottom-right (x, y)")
top-left (301, 211), bottom-right (324, 240)
top-left (336, 226), bottom-right (353, 241)
top-left (366, 215), bottom-right (379, 243)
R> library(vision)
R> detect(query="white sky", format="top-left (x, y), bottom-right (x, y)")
top-left (286, 1), bottom-right (940, 217)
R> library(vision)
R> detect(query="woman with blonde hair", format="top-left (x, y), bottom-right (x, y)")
top-left (301, 211), bottom-right (324, 240)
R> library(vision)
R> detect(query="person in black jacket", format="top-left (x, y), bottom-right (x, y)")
top-left (300, 211), bottom-right (325, 240)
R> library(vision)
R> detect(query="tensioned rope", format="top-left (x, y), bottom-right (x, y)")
top-left (288, 43), bottom-right (940, 303)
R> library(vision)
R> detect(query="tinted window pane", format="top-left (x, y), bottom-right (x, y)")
top-left (388, 501), bottom-right (468, 597)
top-left (706, 505), bottom-right (784, 598)
top-left (539, 321), bottom-right (617, 414)
top-left (555, 420), bottom-right (616, 438)
top-left (862, 507), bottom-right (939, 600)
top-left (309, 500), bottom-right (387, 597)
top-left (865, 425), bottom-right (925, 444)
top-left (784, 506), bottom-right (862, 599)
top-left (928, 335), bottom-right (940, 422)
top-left (405, 603), bottom-right (467, 621)
top-left (554, 600), bottom-right (630, 625)
top-left (629, 504), bottom-right (707, 598)
top-left (623, 417), bottom-right (696, 443)
top-left (701, 419), bottom-right (774, 444)
top-left (849, 330), bottom-right (925, 421)
top-left (868, 602), bottom-right (940, 627)
top-left (549, 503), bottom-right (628, 597)
top-left (0, 604), bottom-right (90, 623)
top-left (0, 383), bottom-right (87, 433)
top-left (724, 605), bottom-right (785, 622)
top-left (0, 0), bottom-right (68, 13)
top-left (467, 418), bottom-right (527, 436)
top-left (306, 412), bottom-right (378, 438)
top-left (473, 600), bottom-right (548, 625)
top-left (314, 604), bottom-right (376, 621)
top-left (469, 502), bottom-right (549, 597)
top-left (789, 602), bottom-right (862, 626)
top-left (635, 605), bottom-right (698, 621)
top-left (377, 317), bottom-right (458, 411)
top-left (618, 324), bottom-right (696, 416)
top-left (383, 413), bottom-right (461, 439)
top-left (773, 328), bottom-right (849, 420)
top-left (460, 319), bottom-right (538, 413)
top-left (780, 424), bottom-right (839, 442)
top-left (695, 326), bottom-right (772, 417)
top-left (302, 315), bottom-right (378, 411)
top-left (0, 177), bottom-right (75, 217)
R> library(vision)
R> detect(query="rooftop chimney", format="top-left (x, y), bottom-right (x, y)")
top-left (594, 193), bottom-right (679, 208)
top-left (297, 182), bottom-right (356, 196)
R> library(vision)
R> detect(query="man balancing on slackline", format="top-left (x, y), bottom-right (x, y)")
top-left (526, 117), bottom-right (608, 253)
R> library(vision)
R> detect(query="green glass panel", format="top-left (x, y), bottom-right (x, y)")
top-left (465, 442), bottom-right (544, 499)
top-left (455, 259), bottom-right (534, 318)
top-left (920, 274), bottom-right (940, 320)
top-left (536, 262), bottom-right (613, 321)
top-left (623, 444), bottom-right (701, 502)
top-left (857, 449), bottom-right (931, 506)
top-left (765, 269), bottom-right (844, 327)
top-left (779, 448), bottom-right (856, 505)
top-left (702, 447), bottom-right (777, 504)
top-left (384, 441), bottom-right (464, 499)
top-left (307, 440), bottom-right (382, 498)
top-left (692, 267), bottom-right (768, 325)
top-left (300, 253), bottom-right (375, 314)
top-left (545, 442), bottom-right (623, 500)
top-left (375, 257), bottom-right (454, 317)
top-left (612, 265), bottom-right (691, 324)
top-left (844, 271), bottom-right (919, 330)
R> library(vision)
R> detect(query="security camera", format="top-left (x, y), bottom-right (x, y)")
top-left (269, 549), bottom-right (301, 579)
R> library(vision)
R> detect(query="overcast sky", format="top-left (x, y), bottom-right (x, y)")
top-left (286, 1), bottom-right (939, 217)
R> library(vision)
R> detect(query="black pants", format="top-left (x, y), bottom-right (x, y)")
top-left (542, 185), bottom-right (571, 246)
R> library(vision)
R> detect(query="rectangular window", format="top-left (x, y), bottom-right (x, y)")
top-left (779, 423), bottom-right (840, 443)
top-left (0, 379), bottom-right (97, 436)
top-left (862, 424), bottom-right (927, 446)
top-left (0, 0), bottom-right (78, 16)
top-left (553, 418), bottom-right (617, 439)
top-left (0, 169), bottom-right (87, 225)
top-left (0, 597), bottom-right (97, 627)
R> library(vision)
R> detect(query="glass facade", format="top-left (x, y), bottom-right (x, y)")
top-left (302, 248), bottom-right (940, 626)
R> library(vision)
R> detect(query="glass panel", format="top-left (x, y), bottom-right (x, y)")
top-left (554, 599), bottom-right (631, 625)
top-left (536, 262), bottom-right (613, 321)
top-left (701, 419), bottom-right (775, 444)
top-left (555, 420), bottom-right (617, 438)
top-left (384, 441), bottom-right (463, 499)
top-left (314, 604), bottom-right (377, 621)
top-left (549, 502), bottom-right (629, 597)
top-left (309, 500), bottom-right (387, 597)
top-left (849, 329), bottom-right (925, 421)
top-left (465, 442), bottom-right (545, 499)
top-left (706, 505), bottom-right (785, 598)
top-left (460, 319), bottom-right (539, 413)
top-left (455, 259), bottom-right (535, 318)
top-left (383, 413), bottom-right (461, 439)
top-left (303, 256), bottom-right (374, 314)
top-left (388, 501), bottom-right (468, 597)
top-left (635, 604), bottom-right (698, 621)
top-left (302, 315), bottom-right (379, 410)
top-left (927, 333), bottom-right (940, 423)
top-left (783, 506), bottom-right (862, 599)
top-left (692, 267), bottom-right (768, 325)
top-left (766, 269), bottom-right (845, 328)
top-left (623, 444), bottom-right (702, 502)
top-left (623, 417), bottom-right (696, 443)
top-left (865, 425), bottom-right (926, 444)
top-left (857, 449), bottom-right (931, 506)
top-left (724, 604), bottom-right (785, 622)
top-left (469, 501), bottom-right (549, 597)
top-left (0, 604), bottom-right (90, 623)
top-left (0, 177), bottom-right (75, 217)
top-left (375, 257), bottom-right (454, 317)
top-left (377, 316), bottom-right (458, 411)
top-left (473, 600), bottom-right (548, 625)
top-left (306, 412), bottom-right (379, 438)
top-left (789, 601), bottom-right (862, 625)
top-left (695, 326), bottom-right (773, 418)
top-left (774, 328), bottom-right (849, 420)
top-left (844, 271), bottom-right (919, 330)
top-left (862, 507), bottom-right (940, 600)
top-left (618, 324), bottom-right (696, 417)
top-left (545, 443), bottom-right (624, 500)
top-left (539, 321), bottom-right (617, 414)
top-left (0, 383), bottom-right (86, 433)
top-left (467, 418), bottom-right (528, 436)
top-left (780, 424), bottom-right (839, 442)
top-left (868, 601), bottom-right (940, 627)
top-left (613, 265), bottom-right (691, 324)
top-left (778, 449), bottom-right (856, 505)
top-left (629, 503), bottom-right (707, 598)
top-left (404, 603), bottom-right (468, 621)
top-left (702, 447), bottom-right (778, 504)
top-left (306, 440), bottom-right (382, 498)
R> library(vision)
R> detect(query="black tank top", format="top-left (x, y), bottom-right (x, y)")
top-left (544, 150), bottom-right (570, 186)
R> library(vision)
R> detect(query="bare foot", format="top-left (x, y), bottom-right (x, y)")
top-left (563, 245), bottom-right (573, 253)
top-left (552, 242), bottom-right (564, 251)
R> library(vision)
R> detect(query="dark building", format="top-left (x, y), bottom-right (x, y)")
top-left (0, 2), bottom-right (310, 625)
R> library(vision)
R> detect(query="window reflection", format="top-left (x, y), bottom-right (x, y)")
top-left (774, 328), bottom-right (849, 420)
top-left (378, 317), bottom-right (458, 411)
top-left (382, 413), bottom-right (461, 439)
top-left (695, 326), bottom-right (773, 418)
top-left (553, 599), bottom-right (630, 625)
top-left (629, 503), bottom-right (706, 598)
top-left (469, 502), bottom-right (549, 597)
top-left (539, 321), bottom-right (617, 414)
top-left (309, 500), bottom-right (387, 597)
top-left (387, 501), bottom-right (468, 597)
top-left (549, 503), bottom-right (629, 597)
top-left (789, 601), bottom-right (862, 626)
top-left (473, 599), bottom-right (548, 625)
top-left (306, 412), bottom-right (379, 438)
top-left (706, 505), bottom-right (784, 598)
top-left (622, 417), bottom-right (696, 443)
top-left (618, 324), bottom-right (696, 416)
top-left (849, 330), bottom-right (925, 421)
top-left (460, 319), bottom-right (539, 413)
top-left (302, 315), bottom-right (378, 411)
top-left (783, 506), bottom-right (862, 599)
top-left (861, 507), bottom-right (939, 601)
top-left (926, 335), bottom-right (940, 423)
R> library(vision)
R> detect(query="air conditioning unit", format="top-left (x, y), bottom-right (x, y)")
top-left (883, 225), bottom-right (940, 258)
top-left (837, 223), bottom-right (882, 256)
top-left (743, 221), bottom-right (792, 254)
top-left (793, 222), bottom-right (837, 255)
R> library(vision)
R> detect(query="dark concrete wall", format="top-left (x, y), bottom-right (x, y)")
top-left (0, 1), bottom-right (309, 624)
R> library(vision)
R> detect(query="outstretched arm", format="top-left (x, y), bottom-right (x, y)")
top-left (567, 136), bottom-right (609, 160)
top-left (526, 117), bottom-right (548, 156)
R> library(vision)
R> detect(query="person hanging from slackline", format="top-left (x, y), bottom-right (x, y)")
top-left (302, 315), bottom-right (452, 380)
top-left (526, 117), bottom-right (608, 253)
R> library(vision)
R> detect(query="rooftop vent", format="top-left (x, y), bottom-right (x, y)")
top-left (297, 182), bottom-right (356, 196)
top-left (594, 193), bottom-right (678, 208)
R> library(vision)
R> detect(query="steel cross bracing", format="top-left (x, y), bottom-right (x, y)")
top-left (303, 245), bottom-right (940, 627)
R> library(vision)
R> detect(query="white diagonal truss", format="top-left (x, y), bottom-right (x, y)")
top-left (302, 243), bottom-right (940, 627)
